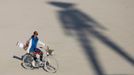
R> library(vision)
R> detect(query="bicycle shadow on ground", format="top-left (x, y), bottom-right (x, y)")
top-left (13, 55), bottom-right (22, 61)
top-left (48, 1), bottom-right (134, 75)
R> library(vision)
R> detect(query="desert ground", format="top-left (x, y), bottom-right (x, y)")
top-left (0, 0), bottom-right (133, 75)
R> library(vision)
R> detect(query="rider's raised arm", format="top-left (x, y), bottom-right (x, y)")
top-left (26, 39), bottom-right (32, 53)
top-left (38, 40), bottom-right (48, 49)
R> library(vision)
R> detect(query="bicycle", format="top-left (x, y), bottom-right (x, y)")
top-left (21, 48), bottom-right (58, 73)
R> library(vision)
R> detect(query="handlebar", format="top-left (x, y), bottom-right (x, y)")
top-left (39, 47), bottom-right (54, 55)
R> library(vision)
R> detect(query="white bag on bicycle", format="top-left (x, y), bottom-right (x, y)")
top-left (16, 41), bottom-right (24, 49)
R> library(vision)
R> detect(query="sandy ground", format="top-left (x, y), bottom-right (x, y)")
top-left (0, 0), bottom-right (134, 75)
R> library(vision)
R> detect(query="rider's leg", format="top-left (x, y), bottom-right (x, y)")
top-left (31, 52), bottom-right (36, 67)
top-left (36, 54), bottom-right (43, 65)
top-left (39, 50), bottom-right (43, 61)
top-left (36, 54), bottom-right (40, 62)
top-left (40, 53), bottom-right (43, 61)
top-left (32, 60), bottom-right (36, 67)
top-left (35, 48), bottom-right (43, 61)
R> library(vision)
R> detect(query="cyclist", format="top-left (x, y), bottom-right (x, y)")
top-left (17, 31), bottom-right (48, 67)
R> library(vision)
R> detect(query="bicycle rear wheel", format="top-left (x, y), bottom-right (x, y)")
top-left (21, 53), bottom-right (34, 69)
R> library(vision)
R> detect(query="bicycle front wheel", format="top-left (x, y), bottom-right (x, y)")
top-left (43, 56), bottom-right (58, 73)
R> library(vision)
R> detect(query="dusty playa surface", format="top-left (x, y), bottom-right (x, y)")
top-left (0, 0), bottom-right (133, 75)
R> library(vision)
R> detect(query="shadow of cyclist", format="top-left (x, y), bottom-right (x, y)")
top-left (48, 1), bottom-right (134, 75)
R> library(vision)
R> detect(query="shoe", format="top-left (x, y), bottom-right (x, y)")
top-left (32, 61), bottom-right (36, 67)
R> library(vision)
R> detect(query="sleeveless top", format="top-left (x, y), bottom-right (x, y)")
top-left (29, 35), bottom-right (39, 52)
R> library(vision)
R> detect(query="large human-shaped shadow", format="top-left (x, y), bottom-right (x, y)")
top-left (48, 1), bottom-right (134, 75)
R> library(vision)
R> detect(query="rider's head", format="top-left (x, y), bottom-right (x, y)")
top-left (33, 31), bottom-right (38, 38)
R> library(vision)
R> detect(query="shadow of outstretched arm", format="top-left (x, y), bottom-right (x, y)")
top-left (90, 30), bottom-right (134, 65)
